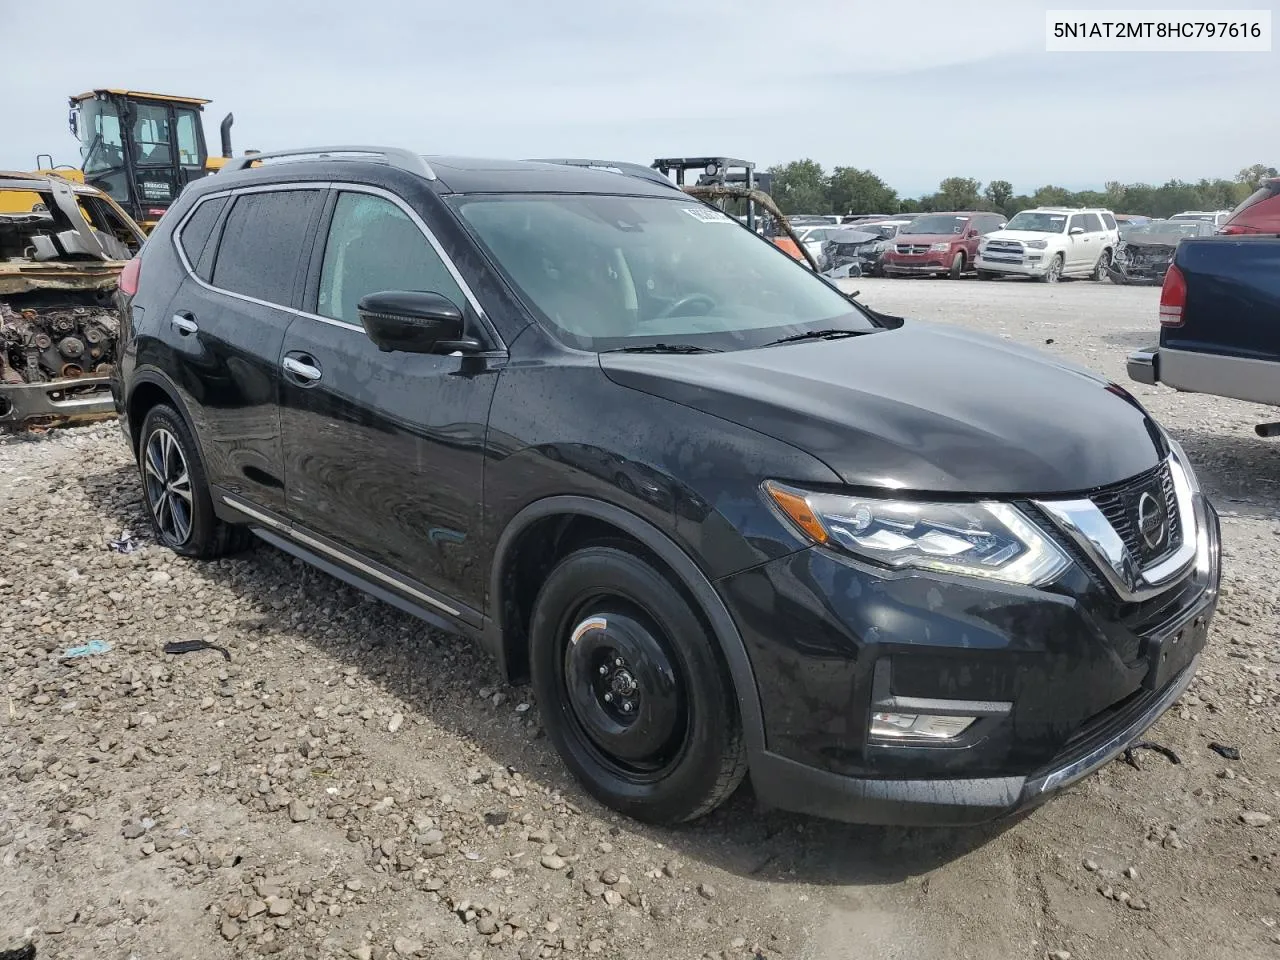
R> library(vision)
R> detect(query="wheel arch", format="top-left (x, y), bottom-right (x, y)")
top-left (126, 368), bottom-right (203, 459)
top-left (487, 495), bottom-right (766, 756)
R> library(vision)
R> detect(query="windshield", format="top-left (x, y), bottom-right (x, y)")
top-left (78, 99), bottom-right (125, 174)
top-left (903, 215), bottom-right (968, 235)
top-left (453, 194), bottom-right (874, 352)
top-left (1004, 212), bottom-right (1068, 233)
top-left (1126, 221), bottom-right (1203, 238)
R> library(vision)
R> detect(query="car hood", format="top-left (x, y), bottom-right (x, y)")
top-left (983, 230), bottom-right (1064, 244)
top-left (599, 322), bottom-right (1163, 495)
top-left (891, 233), bottom-right (960, 246)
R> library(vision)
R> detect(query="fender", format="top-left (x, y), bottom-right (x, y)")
top-left (488, 495), bottom-right (766, 756)
top-left (124, 366), bottom-right (212, 478)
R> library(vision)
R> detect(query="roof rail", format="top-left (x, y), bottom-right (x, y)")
top-left (528, 158), bottom-right (680, 191)
top-left (221, 146), bottom-right (436, 180)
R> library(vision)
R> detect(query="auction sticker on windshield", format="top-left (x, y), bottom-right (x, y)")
top-left (682, 206), bottom-right (735, 223)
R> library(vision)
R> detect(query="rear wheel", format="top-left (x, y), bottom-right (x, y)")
top-left (948, 251), bottom-right (965, 280)
top-left (529, 545), bottom-right (746, 824)
top-left (138, 404), bottom-right (249, 559)
top-left (1092, 249), bottom-right (1112, 281)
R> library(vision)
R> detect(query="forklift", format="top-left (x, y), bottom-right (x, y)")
top-left (67, 89), bottom-right (235, 231)
top-left (650, 157), bottom-right (774, 232)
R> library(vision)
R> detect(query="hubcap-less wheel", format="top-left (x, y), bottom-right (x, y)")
top-left (561, 605), bottom-right (687, 779)
top-left (1046, 255), bottom-right (1062, 283)
top-left (1094, 251), bottom-right (1111, 281)
top-left (143, 427), bottom-right (193, 545)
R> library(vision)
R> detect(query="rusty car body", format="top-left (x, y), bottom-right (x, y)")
top-left (0, 172), bottom-right (144, 427)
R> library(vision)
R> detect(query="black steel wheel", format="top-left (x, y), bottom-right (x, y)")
top-left (137, 403), bottom-right (250, 559)
top-left (530, 544), bottom-right (746, 824)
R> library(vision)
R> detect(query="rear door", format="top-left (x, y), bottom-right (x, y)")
top-left (167, 184), bottom-right (326, 515)
top-left (278, 186), bottom-right (501, 618)
top-left (1081, 213), bottom-right (1106, 269)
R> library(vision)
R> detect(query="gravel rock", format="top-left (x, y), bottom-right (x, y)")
top-left (1241, 812), bottom-right (1273, 827)
top-left (393, 936), bottom-right (421, 956)
top-left (540, 854), bottom-right (567, 870)
top-left (388, 713), bottom-right (404, 733)
top-left (698, 882), bottom-right (717, 901)
top-left (289, 800), bottom-right (312, 822)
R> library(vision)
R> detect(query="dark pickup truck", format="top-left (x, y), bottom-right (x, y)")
top-left (1128, 236), bottom-right (1280, 434)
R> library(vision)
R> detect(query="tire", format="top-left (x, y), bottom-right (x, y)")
top-left (1038, 254), bottom-right (1064, 283)
top-left (977, 270), bottom-right (997, 281)
top-left (1092, 249), bottom-right (1112, 281)
top-left (137, 403), bottom-right (250, 559)
top-left (948, 251), bottom-right (965, 280)
top-left (529, 544), bottom-right (747, 824)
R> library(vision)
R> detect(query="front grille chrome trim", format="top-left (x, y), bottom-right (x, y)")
top-left (1034, 454), bottom-right (1197, 602)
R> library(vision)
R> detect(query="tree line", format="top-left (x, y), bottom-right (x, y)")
top-left (765, 160), bottom-right (1278, 220)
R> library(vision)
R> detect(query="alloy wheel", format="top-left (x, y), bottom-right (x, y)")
top-left (143, 426), bottom-right (194, 545)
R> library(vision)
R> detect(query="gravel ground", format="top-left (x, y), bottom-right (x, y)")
top-left (3, 276), bottom-right (1279, 960)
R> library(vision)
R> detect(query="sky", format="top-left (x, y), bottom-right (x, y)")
top-left (2, 0), bottom-right (1277, 198)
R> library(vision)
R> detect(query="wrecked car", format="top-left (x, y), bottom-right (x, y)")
top-left (0, 173), bottom-right (144, 427)
top-left (819, 220), bottom-right (912, 278)
top-left (1108, 219), bottom-right (1214, 286)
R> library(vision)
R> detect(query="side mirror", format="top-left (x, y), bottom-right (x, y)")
top-left (1069, 226), bottom-right (1084, 235)
top-left (965, 229), bottom-right (978, 238)
top-left (357, 291), bottom-right (475, 354)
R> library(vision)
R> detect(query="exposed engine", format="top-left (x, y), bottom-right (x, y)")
top-left (1, 293), bottom-right (119, 386)
top-left (1107, 241), bottom-right (1178, 286)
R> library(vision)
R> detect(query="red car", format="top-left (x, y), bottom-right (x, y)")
top-left (881, 211), bottom-right (1006, 279)
top-left (1219, 177), bottom-right (1280, 235)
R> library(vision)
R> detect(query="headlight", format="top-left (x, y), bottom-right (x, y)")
top-left (764, 481), bottom-right (1070, 586)
top-left (1025, 239), bottom-right (1049, 249)
top-left (929, 242), bottom-right (951, 252)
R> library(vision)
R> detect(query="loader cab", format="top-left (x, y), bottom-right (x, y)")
top-left (70, 90), bottom-right (212, 230)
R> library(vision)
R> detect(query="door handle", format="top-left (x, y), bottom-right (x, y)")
top-left (282, 356), bottom-right (322, 383)
top-left (171, 313), bottom-right (198, 335)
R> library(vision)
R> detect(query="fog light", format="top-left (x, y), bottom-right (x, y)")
top-left (871, 712), bottom-right (976, 740)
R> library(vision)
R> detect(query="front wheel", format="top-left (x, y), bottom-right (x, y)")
top-left (948, 251), bottom-right (965, 280)
top-left (1038, 254), bottom-right (1064, 283)
top-left (529, 545), bottom-right (746, 824)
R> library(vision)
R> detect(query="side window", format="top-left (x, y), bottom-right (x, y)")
top-left (131, 103), bottom-right (172, 167)
top-left (175, 110), bottom-right (201, 167)
top-left (178, 196), bottom-right (227, 277)
top-left (1101, 212), bottom-right (1117, 231)
top-left (1082, 213), bottom-right (1103, 233)
top-left (317, 191), bottom-right (465, 325)
top-left (211, 190), bottom-right (324, 305)
top-left (1068, 214), bottom-right (1085, 233)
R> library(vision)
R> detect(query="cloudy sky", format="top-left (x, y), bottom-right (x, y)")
top-left (2, 0), bottom-right (1276, 197)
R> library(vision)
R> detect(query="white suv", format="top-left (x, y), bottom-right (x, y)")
top-left (975, 207), bottom-right (1120, 282)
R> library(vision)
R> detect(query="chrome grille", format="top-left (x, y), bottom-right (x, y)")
top-left (1089, 461), bottom-right (1182, 568)
top-left (984, 240), bottom-right (1024, 254)
top-left (895, 243), bottom-right (929, 254)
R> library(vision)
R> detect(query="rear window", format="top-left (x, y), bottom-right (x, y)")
top-left (1082, 213), bottom-right (1103, 232)
top-left (1229, 182), bottom-right (1280, 218)
top-left (178, 196), bottom-right (227, 279)
top-left (211, 190), bottom-right (324, 305)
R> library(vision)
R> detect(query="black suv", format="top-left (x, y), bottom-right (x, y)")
top-left (113, 147), bottom-right (1220, 827)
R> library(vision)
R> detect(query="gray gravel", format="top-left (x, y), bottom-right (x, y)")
top-left (3, 276), bottom-right (1279, 960)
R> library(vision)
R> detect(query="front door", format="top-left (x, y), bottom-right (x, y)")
top-left (279, 188), bottom-right (500, 617)
top-left (1066, 213), bottom-right (1089, 271)
top-left (165, 186), bottom-right (326, 515)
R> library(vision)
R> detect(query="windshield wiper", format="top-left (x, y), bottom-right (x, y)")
top-left (606, 343), bottom-right (721, 354)
top-left (762, 329), bottom-right (866, 347)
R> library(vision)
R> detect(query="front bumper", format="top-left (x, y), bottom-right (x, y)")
top-left (722, 495), bottom-right (1220, 826)
top-left (0, 375), bottom-right (116, 427)
top-left (883, 257), bottom-right (947, 275)
top-left (975, 253), bottom-right (1050, 277)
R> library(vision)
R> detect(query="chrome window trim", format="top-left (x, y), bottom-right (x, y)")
top-left (1034, 454), bottom-right (1198, 602)
top-left (170, 180), bottom-right (497, 342)
top-left (221, 495), bottom-right (461, 617)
